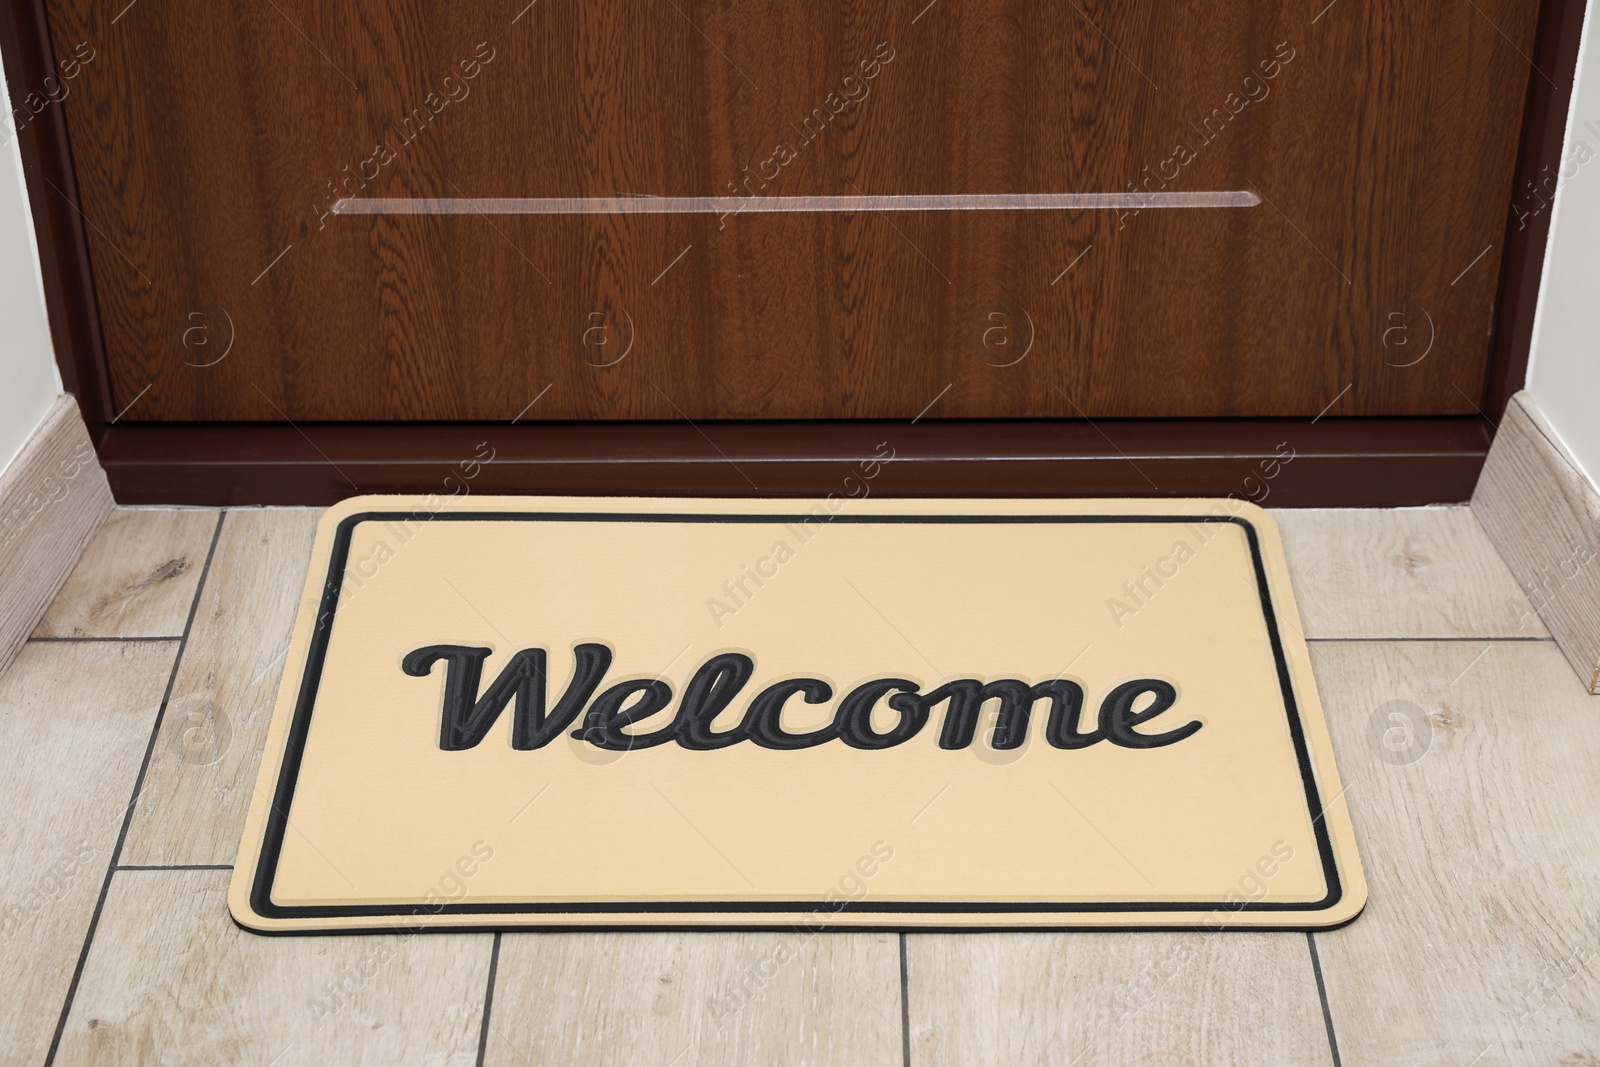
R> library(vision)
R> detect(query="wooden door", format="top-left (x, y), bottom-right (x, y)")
top-left (36, 0), bottom-right (1540, 423)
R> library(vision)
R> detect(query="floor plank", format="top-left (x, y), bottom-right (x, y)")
top-left (32, 508), bottom-right (219, 639)
top-left (1273, 507), bottom-right (1545, 640)
top-left (52, 869), bottom-right (491, 1067)
top-left (121, 509), bottom-right (322, 866)
top-left (484, 932), bottom-right (903, 1067)
top-left (1311, 640), bottom-right (1600, 1065)
top-left (0, 641), bottom-right (175, 1065)
top-left (905, 932), bottom-right (1333, 1066)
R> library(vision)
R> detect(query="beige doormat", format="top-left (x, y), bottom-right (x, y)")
top-left (231, 496), bottom-right (1364, 932)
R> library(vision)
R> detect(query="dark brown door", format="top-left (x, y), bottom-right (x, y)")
top-left (44, 0), bottom-right (1538, 422)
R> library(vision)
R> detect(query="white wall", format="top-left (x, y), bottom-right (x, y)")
top-left (1528, 1), bottom-right (1600, 486)
top-left (0, 48), bottom-right (65, 476)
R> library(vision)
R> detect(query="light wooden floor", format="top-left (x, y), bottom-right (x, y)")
top-left (2, 505), bottom-right (1597, 1067)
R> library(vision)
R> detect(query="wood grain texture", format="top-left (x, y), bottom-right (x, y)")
top-left (484, 931), bottom-right (902, 1067)
top-left (1310, 640), bottom-right (1600, 1064)
top-left (0, 395), bottom-right (113, 675)
top-left (1472, 391), bottom-right (1600, 692)
top-left (42, 0), bottom-right (1534, 422)
top-left (1272, 506), bottom-right (1547, 640)
top-left (53, 868), bottom-right (491, 1067)
top-left (905, 933), bottom-right (1332, 1066)
top-left (0, 641), bottom-right (174, 1066)
top-left (33, 508), bottom-right (220, 638)
top-left (121, 509), bottom-right (322, 866)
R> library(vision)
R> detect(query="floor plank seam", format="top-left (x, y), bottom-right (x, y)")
top-left (1306, 932), bottom-right (1344, 1067)
top-left (899, 933), bottom-right (911, 1067)
top-left (475, 932), bottom-right (502, 1067)
top-left (41, 509), bottom-right (227, 1067)
top-left (26, 635), bottom-right (185, 643)
top-left (112, 863), bottom-right (234, 871)
top-left (1304, 636), bottom-right (1552, 643)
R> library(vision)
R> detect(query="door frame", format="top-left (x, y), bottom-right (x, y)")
top-left (2, 0), bottom-right (1585, 506)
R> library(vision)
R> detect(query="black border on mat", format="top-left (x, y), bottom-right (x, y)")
top-left (248, 510), bottom-right (1344, 922)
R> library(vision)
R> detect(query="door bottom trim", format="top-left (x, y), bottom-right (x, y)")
top-left (91, 416), bottom-right (1489, 507)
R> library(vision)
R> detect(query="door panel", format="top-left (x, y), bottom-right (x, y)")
top-left (45, 0), bottom-right (1538, 420)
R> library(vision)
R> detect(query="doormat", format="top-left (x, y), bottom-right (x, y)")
top-left (232, 496), bottom-right (1364, 932)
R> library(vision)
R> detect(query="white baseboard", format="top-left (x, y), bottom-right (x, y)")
top-left (0, 396), bottom-right (114, 674)
top-left (1473, 391), bottom-right (1600, 693)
